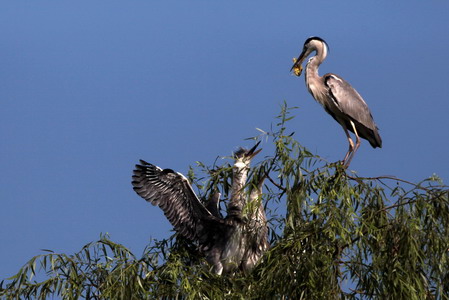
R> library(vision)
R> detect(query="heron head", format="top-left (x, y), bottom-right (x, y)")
top-left (233, 142), bottom-right (262, 169)
top-left (291, 36), bottom-right (329, 77)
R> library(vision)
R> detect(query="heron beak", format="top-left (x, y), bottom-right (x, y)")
top-left (290, 48), bottom-right (306, 77)
top-left (247, 141), bottom-right (262, 158)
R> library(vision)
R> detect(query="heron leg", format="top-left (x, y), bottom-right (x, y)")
top-left (342, 128), bottom-right (354, 166)
top-left (344, 121), bottom-right (361, 167)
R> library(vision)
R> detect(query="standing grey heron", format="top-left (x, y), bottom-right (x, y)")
top-left (131, 142), bottom-right (269, 275)
top-left (291, 37), bottom-right (382, 166)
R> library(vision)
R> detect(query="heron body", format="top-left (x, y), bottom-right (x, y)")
top-left (291, 37), bottom-right (382, 166)
top-left (131, 142), bottom-right (268, 275)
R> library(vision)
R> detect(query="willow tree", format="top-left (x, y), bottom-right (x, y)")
top-left (1, 104), bottom-right (448, 299)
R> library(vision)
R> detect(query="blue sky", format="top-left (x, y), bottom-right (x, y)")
top-left (1, 1), bottom-right (448, 280)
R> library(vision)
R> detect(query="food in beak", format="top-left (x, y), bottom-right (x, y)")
top-left (291, 58), bottom-right (303, 77)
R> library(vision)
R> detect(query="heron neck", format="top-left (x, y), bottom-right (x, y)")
top-left (228, 166), bottom-right (249, 214)
top-left (306, 52), bottom-right (324, 74)
top-left (305, 56), bottom-right (327, 106)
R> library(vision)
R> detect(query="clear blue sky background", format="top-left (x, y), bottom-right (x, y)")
top-left (1, 2), bottom-right (448, 280)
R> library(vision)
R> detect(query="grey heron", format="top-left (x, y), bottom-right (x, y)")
top-left (131, 142), bottom-right (269, 275)
top-left (291, 37), bottom-right (382, 167)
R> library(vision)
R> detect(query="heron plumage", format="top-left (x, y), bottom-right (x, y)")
top-left (324, 74), bottom-right (382, 148)
top-left (132, 160), bottom-right (219, 241)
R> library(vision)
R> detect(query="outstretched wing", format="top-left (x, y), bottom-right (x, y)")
top-left (324, 73), bottom-right (382, 148)
top-left (132, 160), bottom-right (221, 241)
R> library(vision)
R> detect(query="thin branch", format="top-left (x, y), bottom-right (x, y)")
top-left (347, 174), bottom-right (448, 192)
top-left (266, 173), bottom-right (286, 192)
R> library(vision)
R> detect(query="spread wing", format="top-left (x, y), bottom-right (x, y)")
top-left (324, 74), bottom-right (382, 148)
top-left (132, 160), bottom-right (222, 241)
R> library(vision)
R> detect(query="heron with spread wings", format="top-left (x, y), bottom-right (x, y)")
top-left (131, 142), bottom-right (268, 275)
top-left (291, 37), bottom-right (382, 166)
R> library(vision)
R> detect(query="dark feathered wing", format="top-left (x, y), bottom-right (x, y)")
top-left (132, 160), bottom-right (222, 241)
top-left (324, 74), bottom-right (382, 148)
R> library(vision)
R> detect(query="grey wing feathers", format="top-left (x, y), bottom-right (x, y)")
top-left (205, 192), bottom-right (222, 218)
top-left (132, 160), bottom-right (218, 241)
top-left (325, 74), bottom-right (382, 148)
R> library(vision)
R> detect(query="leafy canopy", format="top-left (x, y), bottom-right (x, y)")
top-left (2, 103), bottom-right (448, 299)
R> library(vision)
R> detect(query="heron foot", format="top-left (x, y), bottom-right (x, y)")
top-left (339, 160), bottom-right (349, 169)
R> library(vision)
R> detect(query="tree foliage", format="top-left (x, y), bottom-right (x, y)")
top-left (2, 104), bottom-right (448, 299)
